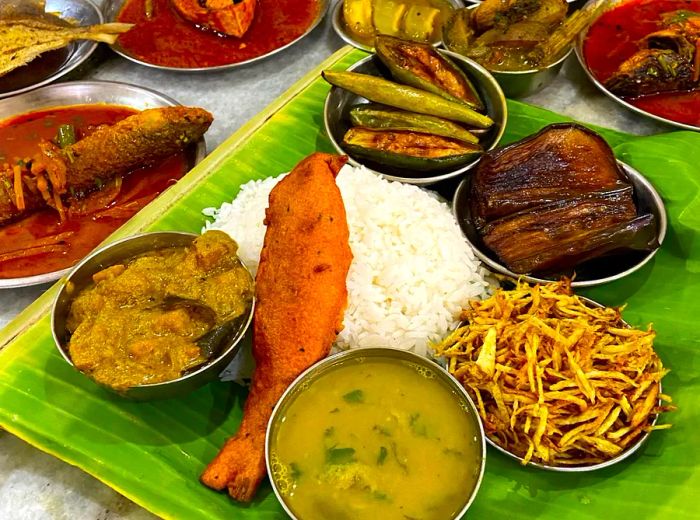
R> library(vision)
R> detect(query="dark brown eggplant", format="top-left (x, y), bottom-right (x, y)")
top-left (374, 35), bottom-right (485, 110)
top-left (470, 123), bottom-right (630, 229)
top-left (481, 191), bottom-right (658, 274)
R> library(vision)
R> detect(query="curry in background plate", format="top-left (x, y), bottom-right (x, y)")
top-left (66, 231), bottom-right (254, 390)
top-left (116, 0), bottom-right (322, 68)
top-left (583, 0), bottom-right (700, 127)
top-left (0, 104), bottom-right (210, 280)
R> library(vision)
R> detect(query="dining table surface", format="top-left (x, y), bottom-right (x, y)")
top-left (0, 0), bottom-right (673, 518)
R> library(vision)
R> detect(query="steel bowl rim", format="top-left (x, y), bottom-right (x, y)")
top-left (452, 159), bottom-right (667, 287)
top-left (450, 294), bottom-right (661, 472)
top-left (0, 0), bottom-right (103, 100)
top-left (573, 0), bottom-right (700, 132)
top-left (0, 80), bottom-right (207, 290)
top-left (50, 230), bottom-right (255, 390)
top-left (103, 0), bottom-right (329, 72)
top-left (265, 346), bottom-right (488, 519)
top-left (323, 51), bottom-right (508, 185)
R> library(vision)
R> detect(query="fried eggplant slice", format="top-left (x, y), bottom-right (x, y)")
top-left (470, 123), bottom-right (630, 228)
top-left (375, 35), bottom-right (484, 110)
top-left (343, 127), bottom-right (481, 172)
top-left (481, 191), bottom-right (658, 274)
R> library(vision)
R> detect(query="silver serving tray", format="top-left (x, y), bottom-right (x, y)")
top-left (574, 0), bottom-right (700, 132)
top-left (452, 158), bottom-right (667, 288)
top-left (0, 81), bottom-right (207, 290)
top-left (103, 0), bottom-right (329, 72)
top-left (0, 0), bottom-right (103, 99)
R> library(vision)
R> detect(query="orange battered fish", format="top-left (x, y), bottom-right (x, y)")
top-left (201, 152), bottom-right (352, 501)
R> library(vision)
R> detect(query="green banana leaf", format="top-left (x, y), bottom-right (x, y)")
top-left (1, 46), bottom-right (699, 519)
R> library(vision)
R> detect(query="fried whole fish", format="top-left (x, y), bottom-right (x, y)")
top-left (0, 106), bottom-right (213, 225)
top-left (201, 153), bottom-right (352, 502)
top-left (0, 0), bottom-right (132, 77)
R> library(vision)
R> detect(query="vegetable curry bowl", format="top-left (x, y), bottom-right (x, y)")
top-left (52, 231), bottom-right (255, 400)
top-left (266, 348), bottom-right (486, 520)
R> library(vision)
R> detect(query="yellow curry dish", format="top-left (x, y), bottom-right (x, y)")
top-left (267, 350), bottom-right (485, 520)
top-left (65, 230), bottom-right (254, 391)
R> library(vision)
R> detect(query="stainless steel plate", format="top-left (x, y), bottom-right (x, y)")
top-left (0, 0), bottom-right (103, 99)
top-left (574, 0), bottom-right (700, 132)
top-left (103, 0), bottom-right (329, 72)
top-left (452, 159), bottom-right (667, 287)
top-left (0, 81), bottom-right (207, 290)
top-left (331, 0), bottom-right (462, 52)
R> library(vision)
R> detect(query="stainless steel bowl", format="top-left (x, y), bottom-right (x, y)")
top-left (489, 47), bottom-right (573, 99)
top-left (452, 158), bottom-right (668, 287)
top-left (324, 52), bottom-right (507, 186)
top-left (331, 0), bottom-right (462, 52)
top-left (458, 1), bottom-right (573, 98)
top-left (574, 0), bottom-right (700, 132)
top-left (103, 0), bottom-right (329, 72)
top-left (266, 347), bottom-right (487, 518)
top-left (0, 81), bottom-right (207, 290)
top-left (454, 294), bottom-right (662, 472)
top-left (0, 0), bottom-right (103, 99)
top-left (51, 231), bottom-right (254, 401)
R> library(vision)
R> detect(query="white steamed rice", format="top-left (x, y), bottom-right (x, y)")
top-left (203, 164), bottom-right (490, 358)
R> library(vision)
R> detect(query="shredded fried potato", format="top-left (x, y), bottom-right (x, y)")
top-left (433, 279), bottom-right (674, 467)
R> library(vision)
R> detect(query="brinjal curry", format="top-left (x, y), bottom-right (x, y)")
top-left (66, 231), bottom-right (254, 390)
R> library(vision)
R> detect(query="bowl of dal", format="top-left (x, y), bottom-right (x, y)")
top-left (51, 230), bottom-right (255, 401)
top-left (266, 347), bottom-right (486, 519)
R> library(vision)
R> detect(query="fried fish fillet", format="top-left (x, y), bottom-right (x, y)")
top-left (0, 106), bottom-right (213, 225)
top-left (201, 153), bottom-right (352, 502)
top-left (0, 1), bottom-right (132, 77)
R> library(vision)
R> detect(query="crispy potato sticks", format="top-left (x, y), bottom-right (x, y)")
top-left (433, 279), bottom-right (674, 467)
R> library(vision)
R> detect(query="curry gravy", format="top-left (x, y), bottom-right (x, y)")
top-left (66, 231), bottom-right (253, 390)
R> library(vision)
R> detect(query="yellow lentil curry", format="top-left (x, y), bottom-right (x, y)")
top-left (66, 231), bottom-right (254, 390)
top-left (269, 358), bottom-right (483, 520)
